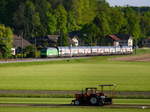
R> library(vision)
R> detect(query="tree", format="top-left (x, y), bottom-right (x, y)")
top-left (13, 1), bottom-right (41, 39)
top-left (67, 10), bottom-right (79, 32)
top-left (109, 8), bottom-right (126, 34)
top-left (0, 0), bottom-right (7, 24)
top-left (1, 0), bottom-right (150, 47)
top-left (94, 12), bottom-right (111, 45)
top-left (97, 0), bottom-right (110, 13)
top-left (34, 0), bottom-right (52, 35)
top-left (24, 0), bottom-right (41, 38)
top-left (71, 0), bottom-right (97, 25)
top-left (81, 23), bottom-right (99, 46)
top-left (49, 0), bottom-right (64, 8)
top-left (57, 33), bottom-right (69, 46)
top-left (123, 7), bottom-right (141, 40)
top-left (94, 12), bottom-right (111, 37)
top-left (13, 2), bottom-right (25, 36)
top-left (55, 5), bottom-right (68, 33)
top-left (0, 24), bottom-right (13, 58)
top-left (23, 45), bottom-right (35, 58)
top-left (54, 5), bottom-right (68, 46)
top-left (0, 0), bottom-right (21, 27)
top-left (140, 11), bottom-right (150, 38)
top-left (46, 12), bottom-right (57, 34)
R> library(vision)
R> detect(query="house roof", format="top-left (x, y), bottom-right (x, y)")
top-left (13, 35), bottom-right (32, 48)
top-left (107, 34), bottom-right (132, 41)
top-left (145, 37), bottom-right (150, 40)
top-left (47, 35), bottom-right (59, 43)
top-left (29, 34), bottom-right (78, 46)
top-left (108, 35), bottom-right (120, 41)
top-left (29, 35), bottom-right (60, 44)
top-left (47, 35), bottom-right (78, 44)
top-left (69, 31), bottom-right (81, 38)
top-left (116, 34), bottom-right (132, 40)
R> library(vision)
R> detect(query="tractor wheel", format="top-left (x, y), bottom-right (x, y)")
top-left (74, 100), bottom-right (80, 105)
top-left (90, 97), bottom-right (98, 105)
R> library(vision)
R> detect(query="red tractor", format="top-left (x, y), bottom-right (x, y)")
top-left (72, 84), bottom-right (115, 106)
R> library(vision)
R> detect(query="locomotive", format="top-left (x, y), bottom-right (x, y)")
top-left (41, 46), bottom-right (133, 58)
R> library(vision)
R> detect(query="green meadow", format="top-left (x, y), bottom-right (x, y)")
top-left (0, 98), bottom-right (150, 105)
top-left (0, 49), bottom-right (150, 91)
top-left (0, 49), bottom-right (150, 112)
top-left (0, 107), bottom-right (149, 112)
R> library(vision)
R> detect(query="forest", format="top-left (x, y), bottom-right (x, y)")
top-left (0, 0), bottom-right (150, 57)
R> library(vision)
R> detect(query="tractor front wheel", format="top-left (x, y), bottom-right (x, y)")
top-left (74, 100), bottom-right (80, 105)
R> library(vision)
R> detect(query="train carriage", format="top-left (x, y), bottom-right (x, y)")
top-left (91, 46), bottom-right (98, 55)
top-left (123, 46), bottom-right (133, 54)
top-left (109, 47), bottom-right (116, 55)
top-left (41, 46), bottom-right (133, 58)
top-left (84, 46), bottom-right (91, 56)
top-left (58, 47), bottom-right (71, 57)
top-left (70, 47), bottom-right (79, 56)
top-left (97, 47), bottom-right (105, 55)
top-left (78, 47), bottom-right (87, 56)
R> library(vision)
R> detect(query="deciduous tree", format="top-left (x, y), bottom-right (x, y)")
top-left (0, 24), bottom-right (13, 58)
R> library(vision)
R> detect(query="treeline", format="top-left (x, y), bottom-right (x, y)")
top-left (0, 0), bottom-right (150, 57)
top-left (0, 0), bottom-right (99, 46)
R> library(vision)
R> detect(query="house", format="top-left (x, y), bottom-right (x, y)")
top-left (13, 35), bottom-right (32, 49)
top-left (12, 35), bottom-right (32, 55)
top-left (29, 35), bottom-right (60, 48)
top-left (69, 37), bottom-right (79, 46)
top-left (72, 37), bottom-right (79, 46)
top-left (69, 31), bottom-right (80, 46)
top-left (105, 34), bottom-right (133, 47)
top-left (142, 37), bottom-right (150, 47)
top-left (31, 34), bottom-right (79, 47)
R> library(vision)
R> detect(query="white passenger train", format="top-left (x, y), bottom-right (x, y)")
top-left (41, 46), bottom-right (133, 58)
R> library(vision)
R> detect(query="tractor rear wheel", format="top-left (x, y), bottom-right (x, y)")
top-left (90, 97), bottom-right (98, 105)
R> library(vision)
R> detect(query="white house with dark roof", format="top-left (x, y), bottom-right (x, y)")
top-left (106, 34), bottom-right (133, 47)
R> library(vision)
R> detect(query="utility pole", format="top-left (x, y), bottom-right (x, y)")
top-left (21, 36), bottom-right (23, 58)
top-left (19, 33), bottom-right (24, 59)
top-left (34, 37), bottom-right (37, 58)
top-left (135, 7), bottom-right (141, 55)
top-left (135, 39), bottom-right (137, 55)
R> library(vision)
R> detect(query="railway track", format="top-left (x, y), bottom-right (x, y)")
top-left (0, 103), bottom-right (150, 109)
top-left (0, 57), bottom-right (88, 64)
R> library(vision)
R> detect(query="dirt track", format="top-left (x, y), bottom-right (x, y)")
top-left (0, 103), bottom-right (149, 109)
top-left (112, 54), bottom-right (150, 62)
top-left (0, 90), bottom-right (150, 98)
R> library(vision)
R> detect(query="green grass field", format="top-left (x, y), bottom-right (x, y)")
top-left (0, 49), bottom-right (150, 91)
top-left (0, 107), bottom-right (149, 112)
top-left (0, 59), bottom-right (150, 91)
top-left (0, 98), bottom-right (150, 105)
top-left (0, 49), bottom-right (150, 112)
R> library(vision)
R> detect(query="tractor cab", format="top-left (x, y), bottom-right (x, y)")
top-left (72, 84), bottom-right (116, 106)
top-left (85, 88), bottom-right (97, 95)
